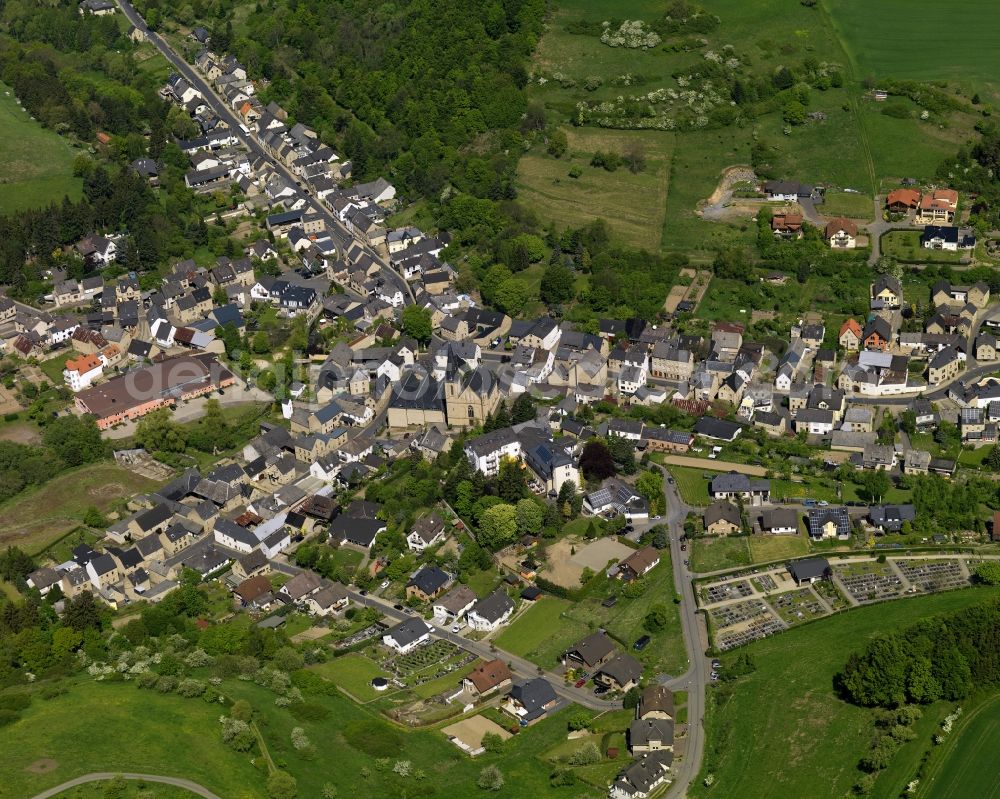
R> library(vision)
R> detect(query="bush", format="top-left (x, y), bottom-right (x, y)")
top-left (478, 765), bottom-right (504, 791)
top-left (550, 768), bottom-right (576, 787)
top-left (156, 676), bottom-right (177, 693)
top-left (568, 741), bottom-right (601, 765)
top-left (221, 718), bottom-right (256, 752)
top-left (267, 771), bottom-right (297, 799)
top-left (178, 679), bottom-right (206, 698)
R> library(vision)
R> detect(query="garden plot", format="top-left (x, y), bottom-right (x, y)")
top-left (769, 588), bottom-right (829, 626)
top-left (382, 639), bottom-right (476, 691)
top-left (893, 558), bottom-right (969, 592)
top-left (832, 561), bottom-right (904, 603)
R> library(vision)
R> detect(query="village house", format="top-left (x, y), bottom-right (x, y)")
top-left (405, 566), bottom-right (451, 603)
top-left (406, 512), bottom-right (447, 552)
top-left (839, 318), bottom-right (862, 351)
top-left (467, 589), bottom-right (514, 632)
top-left (825, 218), bottom-right (858, 249)
top-left (703, 500), bottom-right (741, 536)
top-left (382, 617), bottom-right (431, 654)
top-left (502, 678), bottom-right (558, 725)
top-left (463, 658), bottom-right (512, 698)
top-left (807, 507), bottom-right (851, 540)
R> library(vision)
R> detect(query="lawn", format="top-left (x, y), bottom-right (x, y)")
top-left (690, 585), bottom-right (1000, 799)
top-left (667, 466), bottom-right (712, 506)
top-left (310, 653), bottom-right (391, 702)
top-left (747, 534), bottom-right (810, 564)
top-left (0, 462), bottom-right (164, 555)
top-left (690, 536), bottom-right (750, 574)
top-left (38, 354), bottom-right (71, 387)
top-left (881, 230), bottom-right (963, 264)
top-left (494, 597), bottom-right (580, 663)
top-left (0, 81), bottom-right (82, 213)
top-left (496, 560), bottom-right (688, 676)
top-left (0, 680), bottom-right (264, 799)
top-left (516, 127), bottom-right (673, 252)
top-left (821, 190), bottom-right (873, 219)
top-left (920, 692), bottom-right (1000, 799)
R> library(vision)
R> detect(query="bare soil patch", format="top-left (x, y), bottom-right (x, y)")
top-left (570, 537), bottom-right (634, 572)
top-left (25, 758), bottom-right (57, 774)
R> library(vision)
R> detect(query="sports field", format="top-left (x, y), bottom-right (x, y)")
top-left (0, 81), bottom-right (82, 213)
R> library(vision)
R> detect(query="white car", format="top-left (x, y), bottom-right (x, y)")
top-left (450, 624), bottom-right (462, 634)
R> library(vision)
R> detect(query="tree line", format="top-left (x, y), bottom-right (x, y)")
top-left (837, 598), bottom-right (1000, 708)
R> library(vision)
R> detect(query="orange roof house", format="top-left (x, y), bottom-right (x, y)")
top-left (65, 353), bottom-right (102, 374)
top-left (886, 188), bottom-right (920, 211)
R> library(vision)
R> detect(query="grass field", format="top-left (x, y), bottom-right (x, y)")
top-left (821, 190), bottom-right (873, 219)
top-left (690, 536), bottom-right (750, 574)
top-left (522, 0), bottom-right (986, 256)
top-left (0, 462), bottom-right (163, 555)
top-left (823, 0), bottom-right (1000, 97)
top-left (667, 466), bottom-right (713, 506)
top-left (494, 597), bottom-right (580, 664)
top-left (0, 81), bottom-right (82, 213)
top-left (310, 653), bottom-right (391, 702)
top-left (690, 585), bottom-right (1000, 799)
top-left (50, 783), bottom-right (198, 798)
top-left (881, 230), bottom-right (964, 264)
top-left (496, 560), bottom-right (687, 676)
top-left (0, 681), bottom-right (264, 799)
top-left (516, 128), bottom-right (673, 251)
top-left (747, 534), bottom-right (810, 564)
top-left (920, 693), bottom-right (1000, 799)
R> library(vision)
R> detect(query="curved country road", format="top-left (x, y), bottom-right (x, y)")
top-left (29, 773), bottom-right (221, 799)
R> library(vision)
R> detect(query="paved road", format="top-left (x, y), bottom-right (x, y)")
top-left (116, 0), bottom-right (413, 305)
top-left (345, 586), bottom-right (622, 711)
top-left (658, 469), bottom-right (708, 799)
top-left (29, 773), bottom-right (221, 799)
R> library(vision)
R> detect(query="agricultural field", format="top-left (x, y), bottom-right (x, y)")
top-left (0, 463), bottom-right (163, 555)
top-left (823, 0), bottom-right (1000, 96)
top-left (0, 82), bottom-right (82, 213)
top-left (920, 693), bottom-right (1000, 799)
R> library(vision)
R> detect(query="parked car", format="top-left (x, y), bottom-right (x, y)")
top-left (450, 624), bottom-right (462, 634)
top-left (393, 603), bottom-right (404, 611)
top-left (817, 500), bottom-right (829, 507)
top-left (574, 678), bottom-right (587, 688)
top-left (802, 499), bottom-right (818, 507)
top-left (633, 635), bottom-right (651, 651)
top-left (680, 544), bottom-right (687, 551)
top-left (379, 580), bottom-right (390, 590)
top-left (711, 659), bottom-right (721, 669)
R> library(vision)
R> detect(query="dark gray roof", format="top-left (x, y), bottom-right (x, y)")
top-left (693, 417), bottom-right (743, 441)
top-left (406, 566), bottom-right (450, 596)
top-left (597, 652), bottom-right (643, 686)
top-left (472, 589), bottom-right (514, 624)
top-left (868, 504), bottom-right (916, 531)
top-left (509, 678), bottom-right (557, 721)
top-left (807, 507), bottom-right (851, 538)
top-left (566, 631), bottom-right (616, 668)
top-left (629, 717), bottom-right (674, 748)
top-left (385, 617), bottom-right (430, 648)
top-left (788, 557), bottom-right (830, 583)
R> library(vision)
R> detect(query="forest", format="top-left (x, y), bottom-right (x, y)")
top-left (837, 598), bottom-right (1000, 708)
